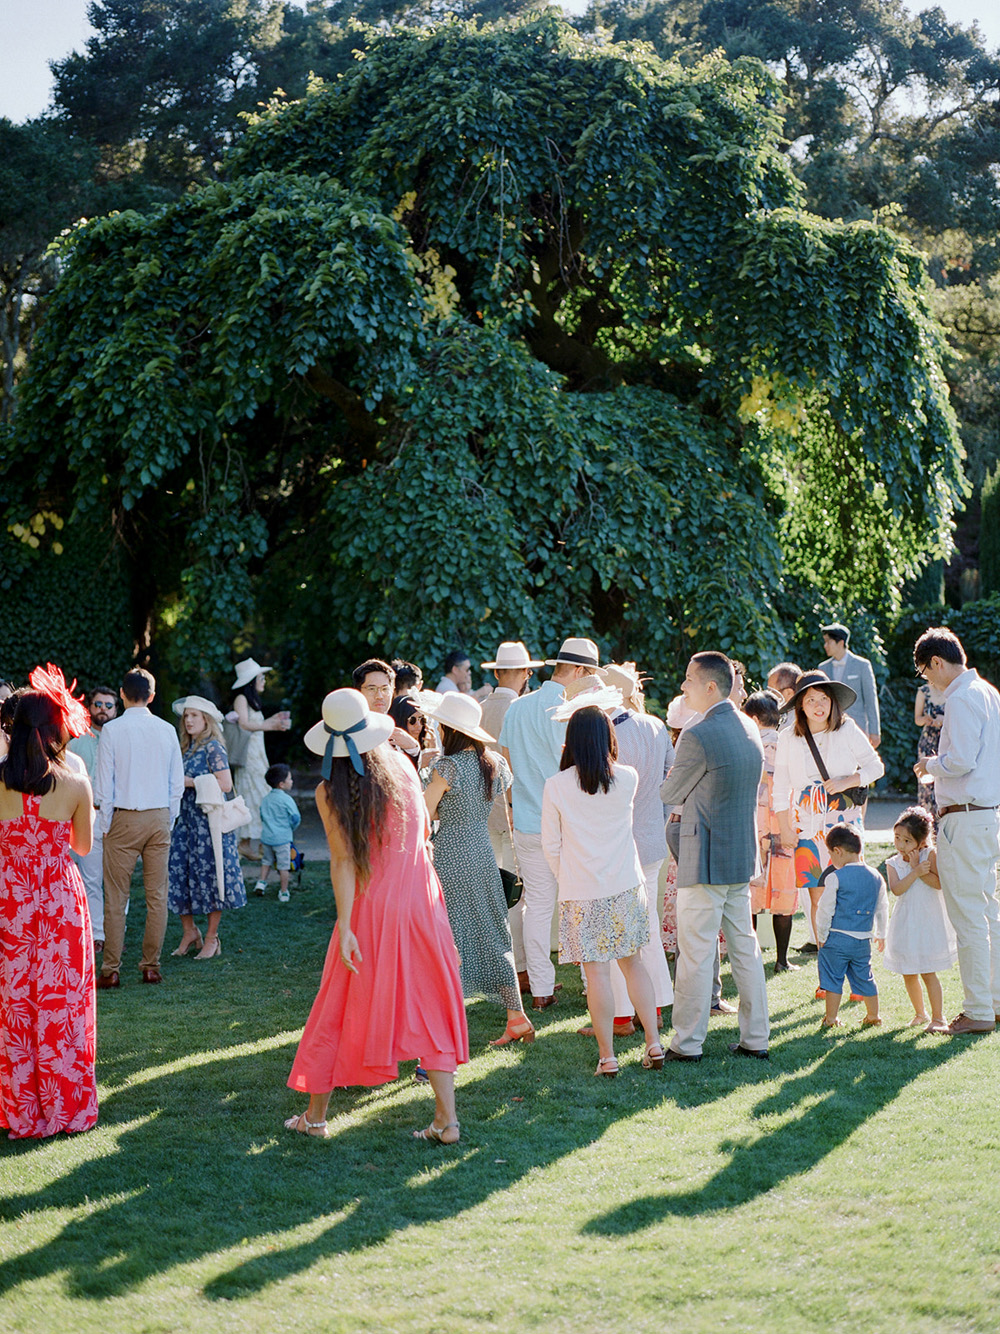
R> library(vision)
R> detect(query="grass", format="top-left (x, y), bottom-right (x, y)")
top-left (2, 853), bottom-right (998, 1334)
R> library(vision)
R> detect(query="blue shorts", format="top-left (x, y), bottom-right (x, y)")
top-left (818, 932), bottom-right (877, 997)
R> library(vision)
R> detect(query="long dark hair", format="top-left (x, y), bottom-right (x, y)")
top-left (560, 706), bottom-right (617, 794)
top-left (440, 724), bottom-right (498, 805)
top-left (322, 745), bottom-right (407, 887)
top-left (389, 694), bottom-right (432, 751)
top-left (235, 681), bottom-right (262, 713)
top-left (0, 690), bottom-right (70, 796)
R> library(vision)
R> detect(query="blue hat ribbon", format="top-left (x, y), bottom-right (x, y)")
top-left (322, 717), bottom-right (368, 779)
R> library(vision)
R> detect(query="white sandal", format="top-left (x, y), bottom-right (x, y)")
top-left (284, 1112), bottom-right (328, 1138)
top-left (413, 1121), bottom-right (460, 1143)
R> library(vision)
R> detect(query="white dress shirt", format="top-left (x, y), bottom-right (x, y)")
top-left (923, 668), bottom-right (1000, 808)
top-left (541, 762), bottom-right (643, 902)
top-left (94, 706), bottom-right (185, 835)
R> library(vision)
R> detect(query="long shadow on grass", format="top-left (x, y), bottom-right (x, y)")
top-left (0, 1012), bottom-right (685, 1302)
top-left (583, 1026), bottom-right (971, 1234)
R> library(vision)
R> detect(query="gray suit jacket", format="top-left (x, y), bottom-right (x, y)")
top-left (659, 700), bottom-right (764, 888)
top-left (818, 650), bottom-right (880, 736)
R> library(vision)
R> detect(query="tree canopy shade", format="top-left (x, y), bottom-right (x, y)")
top-left (5, 14), bottom-right (965, 698)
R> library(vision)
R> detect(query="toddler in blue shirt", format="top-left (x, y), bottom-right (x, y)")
top-left (254, 765), bottom-right (301, 903)
top-left (816, 824), bottom-right (889, 1029)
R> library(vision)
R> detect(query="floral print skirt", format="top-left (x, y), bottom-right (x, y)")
top-left (559, 884), bottom-right (649, 964)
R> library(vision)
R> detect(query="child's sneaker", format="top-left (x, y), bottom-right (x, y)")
top-left (253, 880), bottom-right (267, 896)
top-left (278, 889), bottom-right (290, 903)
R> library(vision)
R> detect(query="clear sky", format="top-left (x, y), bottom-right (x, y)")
top-left (1, 0), bottom-right (997, 123)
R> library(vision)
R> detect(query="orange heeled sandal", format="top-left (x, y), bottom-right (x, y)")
top-left (489, 1017), bottom-right (536, 1046)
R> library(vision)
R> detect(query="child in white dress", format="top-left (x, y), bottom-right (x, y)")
top-left (883, 806), bottom-right (957, 1033)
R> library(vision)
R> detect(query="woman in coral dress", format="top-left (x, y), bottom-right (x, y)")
top-left (0, 667), bottom-right (97, 1139)
top-left (285, 689), bottom-right (468, 1143)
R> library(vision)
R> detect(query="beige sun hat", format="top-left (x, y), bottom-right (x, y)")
top-left (172, 695), bottom-right (224, 724)
top-left (232, 658), bottom-right (273, 691)
top-left (544, 636), bottom-right (603, 671)
top-left (480, 641), bottom-right (545, 670)
top-left (602, 662), bottom-right (648, 712)
top-left (666, 694), bottom-right (698, 730)
top-left (304, 688), bottom-right (395, 777)
top-left (421, 691), bottom-right (496, 744)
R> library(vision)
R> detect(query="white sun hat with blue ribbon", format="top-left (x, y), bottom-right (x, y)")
top-left (304, 688), bottom-right (395, 778)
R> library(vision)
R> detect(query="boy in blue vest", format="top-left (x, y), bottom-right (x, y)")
top-left (816, 825), bottom-right (889, 1028)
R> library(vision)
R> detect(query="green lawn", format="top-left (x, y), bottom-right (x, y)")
top-left (2, 858), bottom-right (997, 1334)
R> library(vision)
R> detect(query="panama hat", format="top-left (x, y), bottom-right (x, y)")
top-left (232, 658), bottom-right (273, 691)
top-left (421, 691), bottom-right (496, 744)
top-left (172, 695), bottom-right (224, 724)
top-left (480, 641), bottom-right (545, 670)
top-left (779, 670), bottom-right (857, 715)
top-left (544, 637), bottom-right (603, 670)
top-left (304, 688), bottom-right (395, 778)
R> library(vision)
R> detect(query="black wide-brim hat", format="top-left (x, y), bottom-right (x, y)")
top-left (779, 670), bottom-right (857, 715)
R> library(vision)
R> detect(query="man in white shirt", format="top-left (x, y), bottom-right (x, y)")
top-left (67, 685), bottom-right (118, 951)
top-left (913, 627), bottom-right (1000, 1034)
top-left (480, 641), bottom-right (545, 990)
top-left (436, 650), bottom-right (492, 702)
top-left (766, 663), bottom-right (802, 733)
top-left (94, 669), bottom-right (185, 987)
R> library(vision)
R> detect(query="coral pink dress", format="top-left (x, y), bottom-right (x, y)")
top-left (0, 793), bottom-right (98, 1139)
top-left (288, 751), bottom-right (468, 1091)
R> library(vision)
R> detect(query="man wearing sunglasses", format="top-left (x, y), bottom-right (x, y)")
top-left (68, 686), bottom-right (119, 953)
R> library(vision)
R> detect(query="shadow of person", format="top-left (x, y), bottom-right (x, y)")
top-left (582, 1026), bottom-right (966, 1234)
top-left (0, 1026), bottom-right (675, 1304)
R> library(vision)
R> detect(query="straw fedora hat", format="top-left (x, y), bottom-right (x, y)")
top-left (480, 641), bottom-right (545, 671)
top-left (304, 688), bottom-right (395, 777)
top-left (779, 670), bottom-right (857, 715)
top-left (421, 691), bottom-right (496, 744)
top-left (544, 637), bottom-right (603, 670)
top-left (172, 695), bottom-right (224, 724)
top-left (232, 658), bottom-right (273, 691)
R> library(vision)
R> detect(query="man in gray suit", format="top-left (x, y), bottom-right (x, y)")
top-left (660, 652), bottom-right (770, 1060)
top-left (819, 623), bottom-right (880, 746)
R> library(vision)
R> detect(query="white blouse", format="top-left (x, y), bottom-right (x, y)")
top-left (541, 762), bottom-right (644, 902)
top-left (772, 717), bottom-right (884, 814)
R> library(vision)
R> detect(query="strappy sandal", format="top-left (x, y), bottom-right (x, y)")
top-left (594, 1056), bottom-right (618, 1078)
top-left (820, 1018), bottom-right (842, 1028)
top-left (642, 1043), bottom-right (665, 1070)
top-left (489, 1018), bottom-right (535, 1046)
top-left (861, 1016), bottom-right (883, 1027)
top-left (284, 1112), bottom-right (328, 1138)
top-left (413, 1121), bottom-right (460, 1144)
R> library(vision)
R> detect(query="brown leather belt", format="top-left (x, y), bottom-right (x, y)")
top-left (938, 803), bottom-right (998, 817)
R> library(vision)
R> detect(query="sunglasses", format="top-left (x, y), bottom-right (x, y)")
top-left (92, 701), bottom-right (117, 711)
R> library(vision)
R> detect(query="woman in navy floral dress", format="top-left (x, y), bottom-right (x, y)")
top-left (168, 698), bottom-right (246, 960)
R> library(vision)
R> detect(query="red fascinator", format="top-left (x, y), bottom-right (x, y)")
top-left (28, 663), bottom-right (91, 738)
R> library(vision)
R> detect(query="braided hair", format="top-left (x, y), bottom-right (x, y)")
top-left (322, 745), bottom-right (407, 886)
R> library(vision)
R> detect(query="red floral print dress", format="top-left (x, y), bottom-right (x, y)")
top-left (0, 793), bottom-right (98, 1138)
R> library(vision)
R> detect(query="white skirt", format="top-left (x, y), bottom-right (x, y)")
top-left (883, 881), bottom-right (957, 975)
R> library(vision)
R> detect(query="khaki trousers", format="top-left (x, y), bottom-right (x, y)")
top-left (671, 881), bottom-right (770, 1056)
top-left (102, 808), bottom-right (171, 975)
top-left (936, 810), bottom-right (1000, 1023)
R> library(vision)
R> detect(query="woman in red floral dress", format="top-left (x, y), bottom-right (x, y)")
top-left (0, 668), bottom-right (97, 1139)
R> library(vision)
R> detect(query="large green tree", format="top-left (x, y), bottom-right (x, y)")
top-left (5, 15), bottom-right (963, 705)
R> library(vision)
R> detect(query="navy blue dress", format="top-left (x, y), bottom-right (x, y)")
top-left (168, 739), bottom-right (247, 915)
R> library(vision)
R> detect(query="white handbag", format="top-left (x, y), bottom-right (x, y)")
top-left (219, 794), bottom-right (252, 833)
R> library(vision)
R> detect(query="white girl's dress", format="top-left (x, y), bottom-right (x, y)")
top-left (883, 850), bottom-right (957, 974)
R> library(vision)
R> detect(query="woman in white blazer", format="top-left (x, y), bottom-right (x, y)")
top-left (773, 672), bottom-right (884, 946)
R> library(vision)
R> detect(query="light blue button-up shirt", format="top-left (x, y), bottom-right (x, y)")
top-left (925, 668), bottom-right (1000, 808)
top-left (499, 680), bottom-right (567, 835)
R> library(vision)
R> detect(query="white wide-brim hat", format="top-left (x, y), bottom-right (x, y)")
top-left (544, 636), bottom-right (603, 670)
top-left (666, 695), bottom-right (698, 729)
top-left (172, 695), bottom-right (224, 724)
top-left (304, 688), bottom-right (395, 775)
top-left (481, 641), bottom-right (545, 670)
top-left (421, 691), bottom-right (496, 744)
top-left (232, 658), bottom-right (273, 691)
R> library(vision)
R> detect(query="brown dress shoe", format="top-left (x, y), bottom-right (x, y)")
top-left (96, 971), bottom-right (120, 989)
top-left (141, 967), bottom-right (163, 984)
top-left (947, 1012), bottom-right (995, 1035)
top-left (517, 971), bottom-right (531, 994)
top-left (531, 994), bottom-right (558, 1011)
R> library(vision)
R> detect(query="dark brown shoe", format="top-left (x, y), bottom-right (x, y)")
top-left (730, 1042), bottom-right (769, 1060)
top-left (663, 1047), bottom-right (701, 1062)
top-left (141, 967), bottom-right (163, 985)
top-left (517, 971), bottom-right (530, 994)
top-left (96, 971), bottom-right (120, 989)
top-left (532, 994), bottom-right (558, 1011)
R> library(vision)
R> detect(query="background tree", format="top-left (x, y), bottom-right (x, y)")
top-left (4, 15), bottom-right (963, 711)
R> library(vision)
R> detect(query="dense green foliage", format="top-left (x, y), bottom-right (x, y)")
top-left (3, 15), bottom-right (965, 703)
top-left (982, 464), bottom-right (1000, 597)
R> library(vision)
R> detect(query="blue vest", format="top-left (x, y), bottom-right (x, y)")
top-left (830, 862), bottom-right (882, 934)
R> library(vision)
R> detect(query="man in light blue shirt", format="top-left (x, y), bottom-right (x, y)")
top-left (500, 637), bottom-right (601, 1006)
top-left (914, 627), bottom-right (1000, 1034)
top-left (94, 668), bottom-right (184, 988)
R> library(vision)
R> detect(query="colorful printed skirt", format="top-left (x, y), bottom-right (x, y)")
top-left (793, 784), bottom-right (862, 890)
top-left (559, 884), bottom-right (649, 964)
